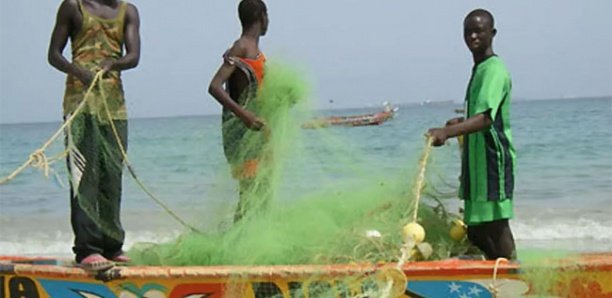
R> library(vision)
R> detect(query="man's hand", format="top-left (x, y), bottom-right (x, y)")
top-left (75, 67), bottom-right (95, 87)
top-left (241, 110), bottom-right (266, 131)
top-left (427, 128), bottom-right (448, 147)
top-left (100, 59), bottom-right (115, 74)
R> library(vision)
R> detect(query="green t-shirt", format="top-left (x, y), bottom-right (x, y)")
top-left (460, 56), bottom-right (516, 225)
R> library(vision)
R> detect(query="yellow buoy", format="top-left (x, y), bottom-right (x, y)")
top-left (402, 222), bottom-right (425, 243)
top-left (416, 242), bottom-right (433, 260)
top-left (449, 219), bottom-right (467, 241)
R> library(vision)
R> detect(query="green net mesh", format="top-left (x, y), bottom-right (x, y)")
top-left (128, 60), bottom-right (471, 267)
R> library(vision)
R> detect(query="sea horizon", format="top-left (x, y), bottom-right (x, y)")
top-left (1, 95), bottom-right (610, 126)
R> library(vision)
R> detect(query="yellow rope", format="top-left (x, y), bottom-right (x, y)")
top-left (411, 136), bottom-right (433, 223)
top-left (98, 78), bottom-right (201, 233)
top-left (488, 257), bottom-right (509, 297)
top-left (0, 72), bottom-right (104, 185)
top-left (380, 136), bottom-right (434, 298)
top-left (0, 71), bottom-right (199, 233)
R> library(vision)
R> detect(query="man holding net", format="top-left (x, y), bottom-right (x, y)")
top-left (427, 9), bottom-right (516, 260)
top-left (48, 0), bottom-right (140, 270)
top-left (208, 0), bottom-right (270, 223)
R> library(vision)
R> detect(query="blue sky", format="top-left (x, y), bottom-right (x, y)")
top-left (1, 0), bottom-right (611, 124)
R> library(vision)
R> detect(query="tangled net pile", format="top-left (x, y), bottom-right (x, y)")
top-left (128, 60), bottom-right (471, 267)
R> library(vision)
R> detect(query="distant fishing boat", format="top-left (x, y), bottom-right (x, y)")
top-left (302, 102), bottom-right (398, 129)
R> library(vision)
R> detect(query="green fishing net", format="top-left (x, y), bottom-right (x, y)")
top-left (128, 60), bottom-right (471, 267)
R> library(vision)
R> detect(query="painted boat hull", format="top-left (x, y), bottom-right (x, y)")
top-left (1, 254), bottom-right (611, 297)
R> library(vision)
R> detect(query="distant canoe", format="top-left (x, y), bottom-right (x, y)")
top-left (303, 103), bottom-right (398, 129)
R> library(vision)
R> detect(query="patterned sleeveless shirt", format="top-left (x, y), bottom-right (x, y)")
top-left (63, 0), bottom-right (128, 120)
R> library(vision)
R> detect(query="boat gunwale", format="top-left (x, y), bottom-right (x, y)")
top-left (1, 253), bottom-right (610, 280)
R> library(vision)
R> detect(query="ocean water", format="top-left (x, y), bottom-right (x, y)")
top-left (0, 97), bottom-right (611, 257)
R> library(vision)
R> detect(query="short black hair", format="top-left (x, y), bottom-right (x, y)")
top-left (238, 0), bottom-right (267, 29)
top-left (465, 9), bottom-right (495, 28)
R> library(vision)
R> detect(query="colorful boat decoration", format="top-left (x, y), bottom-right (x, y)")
top-left (302, 102), bottom-right (398, 129)
top-left (1, 253), bottom-right (610, 297)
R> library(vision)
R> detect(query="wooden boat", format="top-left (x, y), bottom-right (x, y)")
top-left (302, 103), bottom-right (398, 129)
top-left (1, 253), bottom-right (610, 297)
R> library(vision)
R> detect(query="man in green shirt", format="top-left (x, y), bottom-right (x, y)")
top-left (428, 9), bottom-right (516, 260)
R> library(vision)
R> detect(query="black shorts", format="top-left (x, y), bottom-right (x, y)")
top-left (467, 219), bottom-right (516, 260)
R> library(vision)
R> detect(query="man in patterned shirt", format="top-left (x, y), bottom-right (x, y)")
top-left (48, 0), bottom-right (140, 270)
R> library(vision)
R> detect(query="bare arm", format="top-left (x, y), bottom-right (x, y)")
top-left (208, 44), bottom-right (264, 130)
top-left (48, 0), bottom-right (93, 85)
top-left (428, 113), bottom-right (492, 146)
top-left (446, 116), bottom-right (465, 126)
top-left (443, 113), bottom-right (491, 137)
top-left (102, 4), bottom-right (140, 72)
